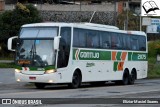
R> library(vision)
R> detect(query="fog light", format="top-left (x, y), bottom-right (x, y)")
top-left (45, 69), bottom-right (56, 74)
top-left (17, 79), bottom-right (20, 82)
top-left (15, 69), bottom-right (21, 73)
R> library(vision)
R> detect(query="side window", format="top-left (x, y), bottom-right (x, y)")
top-left (73, 28), bottom-right (87, 47)
top-left (100, 31), bottom-right (111, 49)
top-left (111, 32), bottom-right (122, 49)
top-left (79, 29), bottom-right (87, 47)
top-left (138, 36), bottom-right (146, 51)
top-left (111, 33), bottom-right (117, 49)
top-left (87, 30), bottom-right (99, 48)
top-left (130, 36), bottom-right (139, 51)
top-left (117, 34), bottom-right (123, 49)
top-left (73, 29), bottom-right (79, 47)
top-left (121, 34), bottom-right (126, 50)
top-left (58, 27), bottom-right (71, 68)
top-left (125, 35), bottom-right (131, 50)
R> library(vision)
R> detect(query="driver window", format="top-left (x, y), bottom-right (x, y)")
top-left (57, 27), bottom-right (71, 68)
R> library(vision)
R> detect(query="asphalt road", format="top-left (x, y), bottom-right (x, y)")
top-left (0, 68), bottom-right (160, 107)
top-left (0, 68), bottom-right (15, 84)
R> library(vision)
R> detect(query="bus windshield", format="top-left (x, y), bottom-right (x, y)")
top-left (15, 27), bottom-right (58, 67)
top-left (16, 39), bottom-right (55, 67)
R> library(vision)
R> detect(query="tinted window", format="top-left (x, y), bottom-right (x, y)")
top-left (138, 36), bottom-right (146, 51)
top-left (111, 32), bottom-right (122, 49)
top-left (121, 34), bottom-right (127, 50)
top-left (100, 31), bottom-right (111, 49)
top-left (130, 36), bottom-right (139, 50)
top-left (73, 28), bottom-right (146, 52)
top-left (87, 30), bottom-right (100, 48)
top-left (73, 28), bottom-right (87, 47)
top-left (125, 35), bottom-right (131, 50)
top-left (117, 33), bottom-right (123, 49)
top-left (58, 27), bottom-right (71, 68)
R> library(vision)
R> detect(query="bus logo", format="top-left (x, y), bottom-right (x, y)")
top-left (75, 49), bottom-right (80, 60)
top-left (74, 49), bottom-right (100, 60)
top-left (80, 52), bottom-right (99, 59)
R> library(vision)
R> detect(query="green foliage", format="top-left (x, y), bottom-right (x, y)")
top-left (148, 40), bottom-right (160, 78)
top-left (148, 40), bottom-right (160, 57)
top-left (155, 42), bottom-right (160, 54)
top-left (117, 11), bottom-right (140, 30)
top-left (0, 3), bottom-right (42, 58)
top-left (0, 63), bottom-right (16, 68)
top-left (148, 57), bottom-right (160, 78)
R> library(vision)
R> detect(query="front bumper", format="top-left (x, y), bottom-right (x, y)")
top-left (15, 72), bottom-right (61, 83)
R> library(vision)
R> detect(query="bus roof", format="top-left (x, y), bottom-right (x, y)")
top-left (22, 22), bottom-right (146, 36)
top-left (22, 22), bottom-right (118, 29)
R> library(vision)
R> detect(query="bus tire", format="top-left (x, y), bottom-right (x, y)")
top-left (121, 69), bottom-right (129, 85)
top-left (129, 69), bottom-right (136, 85)
top-left (68, 71), bottom-right (81, 89)
top-left (35, 83), bottom-right (46, 89)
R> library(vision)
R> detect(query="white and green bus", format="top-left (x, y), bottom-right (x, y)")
top-left (8, 23), bottom-right (148, 89)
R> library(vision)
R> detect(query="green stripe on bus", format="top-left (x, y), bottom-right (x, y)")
top-left (73, 49), bottom-right (111, 60)
top-left (116, 52), bottom-right (121, 60)
top-left (128, 52), bottom-right (147, 61)
top-left (15, 66), bottom-right (22, 70)
top-left (113, 62), bottom-right (118, 71)
top-left (128, 52), bottom-right (132, 61)
top-left (45, 66), bottom-right (56, 70)
top-left (99, 51), bottom-right (111, 60)
top-left (73, 49), bottom-right (147, 61)
top-left (29, 67), bottom-right (39, 71)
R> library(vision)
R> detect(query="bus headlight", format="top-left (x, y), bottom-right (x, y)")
top-left (45, 69), bottom-right (56, 74)
top-left (15, 69), bottom-right (21, 73)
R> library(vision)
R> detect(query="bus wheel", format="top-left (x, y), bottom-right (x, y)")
top-left (122, 70), bottom-right (129, 85)
top-left (68, 71), bottom-right (81, 89)
top-left (35, 83), bottom-right (46, 89)
top-left (129, 70), bottom-right (136, 85)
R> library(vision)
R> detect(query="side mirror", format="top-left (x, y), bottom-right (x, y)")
top-left (54, 36), bottom-right (61, 50)
top-left (8, 36), bottom-right (18, 51)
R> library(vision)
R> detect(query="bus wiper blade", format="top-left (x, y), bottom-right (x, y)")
top-left (30, 41), bottom-right (37, 64)
top-left (30, 45), bottom-right (34, 60)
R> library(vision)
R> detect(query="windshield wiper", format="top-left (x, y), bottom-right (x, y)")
top-left (31, 40), bottom-right (45, 67)
top-left (30, 41), bottom-right (37, 64)
top-left (30, 44), bottom-right (34, 60)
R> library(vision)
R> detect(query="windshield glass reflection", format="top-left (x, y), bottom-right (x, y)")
top-left (16, 40), bottom-right (55, 67)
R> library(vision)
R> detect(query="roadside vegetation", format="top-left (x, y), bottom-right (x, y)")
top-left (0, 2), bottom-right (42, 58)
top-left (0, 63), bottom-right (16, 68)
top-left (148, 40), bottom-right (160, 78)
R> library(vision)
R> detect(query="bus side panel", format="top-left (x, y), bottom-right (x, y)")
top-left (123, 61), bottom-right (148, 79)
top-left (72, 60), bottom-right (124, 82)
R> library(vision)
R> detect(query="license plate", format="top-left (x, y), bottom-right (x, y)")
top-left (29, 77), bottom-right (36, 80)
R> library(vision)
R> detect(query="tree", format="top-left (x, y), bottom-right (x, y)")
top-left (117, 10), bottom-right (140, 31)
top-left (0, 3), bottom-right (42, 58)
